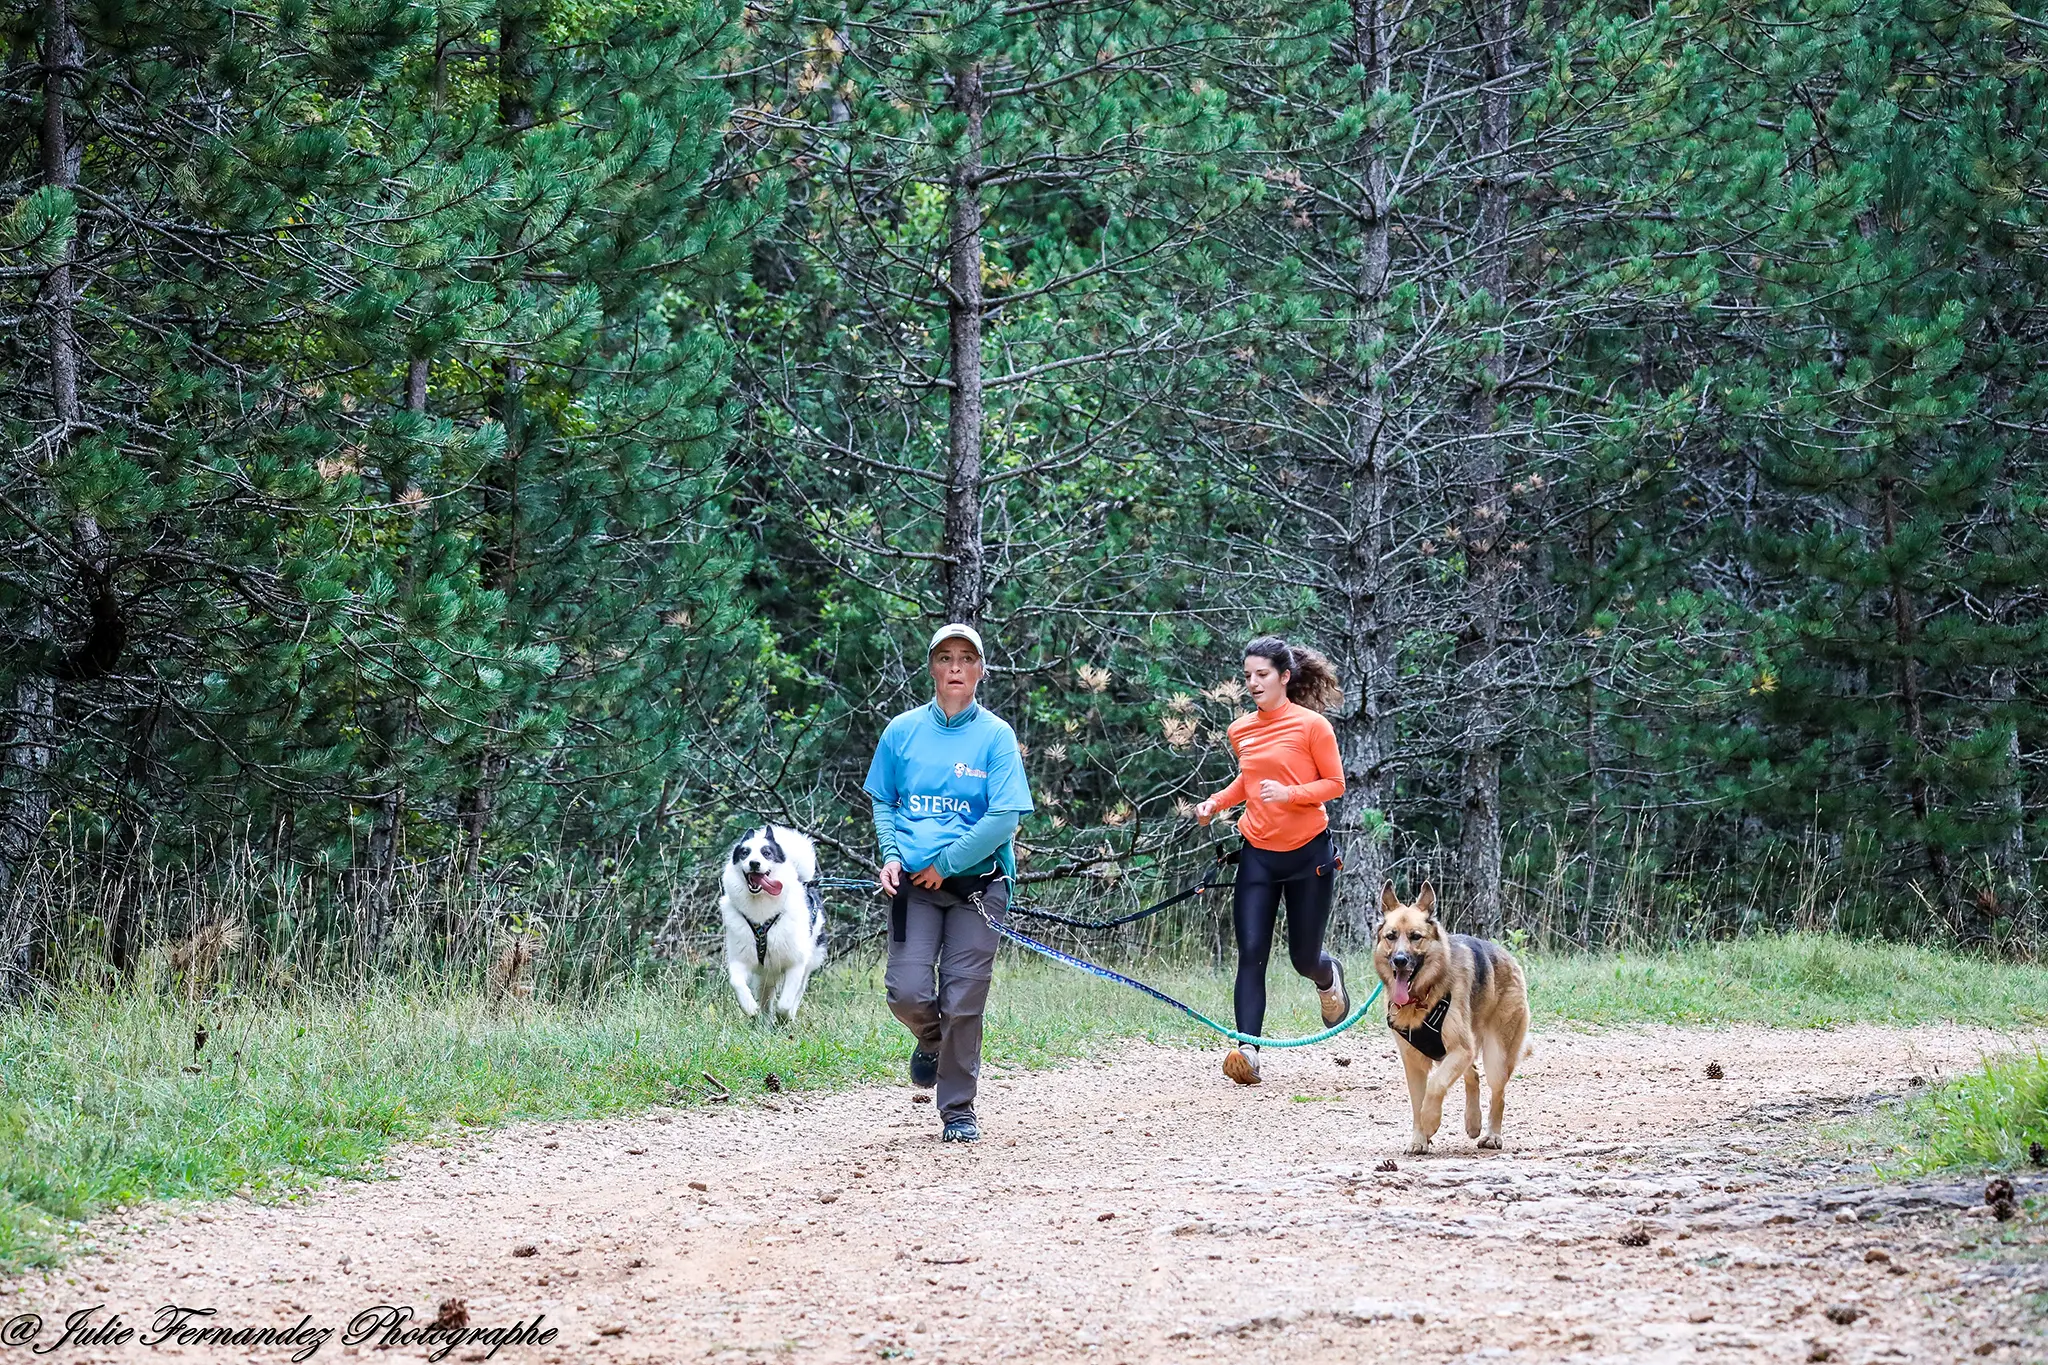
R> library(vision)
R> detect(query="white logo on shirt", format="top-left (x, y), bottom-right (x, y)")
top-left (954, 762), bottom-right (987, 779)
top-left (908, 794), bottom-right (974, 816)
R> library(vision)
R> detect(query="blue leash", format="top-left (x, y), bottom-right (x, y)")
top-left (811, 874), bottom-right (1380, 1049)
top-left (972, 891), bottom-right (1380, 1048)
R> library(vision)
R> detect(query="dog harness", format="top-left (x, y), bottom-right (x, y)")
top-left (747, 912), bottom-right (780, 964)
top-left (748, 881), bottom-right (828, 963)
top-left (1389, 993), bottom-right (1452, 1061)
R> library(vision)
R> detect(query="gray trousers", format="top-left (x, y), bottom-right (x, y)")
top-left (885, 878), bottom-right (1006, 1123)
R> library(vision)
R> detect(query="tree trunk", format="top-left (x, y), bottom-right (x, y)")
top-left (2, 0), bottom-right (86, 997)
top-left (456, 4), bottom-right (539, 884)
top-left (1455, 0), bottom-right (1516, 937)
top-left (1331, 0), bottom-right (1396, 942)
top-left (105, 705), bottom-right (160, 975)
top-left (1878, 473), bottom-right (1955, 927)
top-left (0, 665), bottom-right (55, 996)
top-left (406, 355), bottom-right (430, 414)
top-left (1988, 666), bottom-right (2031, 937)
top-left (940, 64), bottom-right (987, 627)
top-left (361, 358), bottom-right (430, 949)
top-left (1875, 480), bottom-right (1949, 941)
top-left (1578, 500), bottom-right (1605, 949)
top-left (364, 786), bottom-right (400, 948)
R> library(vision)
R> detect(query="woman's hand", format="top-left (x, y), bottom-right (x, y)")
top-left (1194, 797), bottom-right (1218, 826)
top-left (1257, 779), bottom-right (1292, 805)
top-left (878, 859), bottom-right (903, 896)
top-left (911, 864), bottom-right (945, 890)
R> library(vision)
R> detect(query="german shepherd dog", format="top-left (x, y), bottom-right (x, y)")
top-left (1373, 883), bottom-right (1530, 1154)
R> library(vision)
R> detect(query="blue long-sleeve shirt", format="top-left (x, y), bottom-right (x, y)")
top-left (865, 700), bottom-right (1034, 878)
top-left (873, 798), bottom-right (1020, 877)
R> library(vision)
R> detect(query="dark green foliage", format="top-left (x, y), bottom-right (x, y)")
top-left (1510, 0), bottom-right (2048, 946)
top-left (5, 0), bottom-right (2048, 980)
top-left (0, 0), bottom-right (771, 979)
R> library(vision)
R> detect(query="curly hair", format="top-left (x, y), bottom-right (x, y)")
top-left (1243, 635), bottom-right (1343, 713)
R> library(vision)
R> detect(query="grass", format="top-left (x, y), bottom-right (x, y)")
top-left (0, 957), bottom-right (1218, 1273)
top-left (4, 932), bottom-right (2047, 1273)
top-left (1854, 1052), bottom-right (2048, 1175)
top-left (1527, 933), bottom-right (2048, 1028)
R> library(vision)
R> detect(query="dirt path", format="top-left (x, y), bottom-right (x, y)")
top-left (9, 1024), bottom-right (2047, 1364)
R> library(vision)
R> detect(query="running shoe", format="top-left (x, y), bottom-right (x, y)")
top-left (942, 1116), bottom-right (981, 1143)
top-left (1223, 1045), bottom-right (1262, 1085)
top-left (910, 1047), bottom-right (939, 1088)
top-left (1318, 958), bottom-right (1351, 1026)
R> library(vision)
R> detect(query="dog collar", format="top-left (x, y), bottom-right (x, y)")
top-left (1389, 993), bottom-right (1452, 1061)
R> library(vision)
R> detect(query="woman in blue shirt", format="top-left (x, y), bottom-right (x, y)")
top-left (865, 623), bottom-right (1034, 1143)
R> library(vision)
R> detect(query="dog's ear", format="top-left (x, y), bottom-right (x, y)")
top-left (1381, 881), bottom-right (1400, 913)
top-left (1417, 882), bottom-right (1436, 919)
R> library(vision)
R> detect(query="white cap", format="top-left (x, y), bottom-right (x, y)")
top-left (927, 622), bottom-right (985, 656)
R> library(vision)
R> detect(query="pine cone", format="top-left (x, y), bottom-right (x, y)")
top-left (1985, 1176), bottom-right (2018, 1221)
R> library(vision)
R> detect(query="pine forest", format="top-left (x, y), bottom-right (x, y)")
top-left (4, 0), bottom-right (2048, 991)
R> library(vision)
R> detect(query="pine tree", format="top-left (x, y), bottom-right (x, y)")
top-left (1198, 0), bottom-right (1697, 934)
top-left (0, 0), bottom-right (770, 983)
top-left (0, 0), bottom-right (430, 986)
top-left (320, 0), bottom-right (771, 910)
top-left (1707, 0), bottom-right (2048, 939)
top-left (731, 0), bottom-right (1248, 614)
top-left (717, 0), bottom-right (1262, 876)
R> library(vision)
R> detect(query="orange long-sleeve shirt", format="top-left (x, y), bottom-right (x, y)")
top-left (1207, 701), bottom-right (1345, 852)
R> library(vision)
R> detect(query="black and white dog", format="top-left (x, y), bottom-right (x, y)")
top-left (720, 824), bottom-right (828, 1020)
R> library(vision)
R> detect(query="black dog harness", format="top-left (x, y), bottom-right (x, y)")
top-left (747, 911), bottom-right (780, 964)
top-left (1389, 994), bottom-right (1452, 1060)
top-left (1387, 935), bottom-right (1496, 1060)
top-left (748, 881), bottom-right (826, 963)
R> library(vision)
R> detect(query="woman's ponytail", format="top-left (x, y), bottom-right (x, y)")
top-left (1287, 645), bottom-right (1343, 713)
top-left (1243, 635), bottom-right (1343, 713)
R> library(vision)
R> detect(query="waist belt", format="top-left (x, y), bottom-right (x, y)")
top-left (891, 871), bottom-right (999, 942)
top-left (1238, 837), bottom-right (1345, 882)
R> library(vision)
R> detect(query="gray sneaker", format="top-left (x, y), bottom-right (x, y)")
top-left (910, 1048), bottom-right (939, 1088)
top-left (942, 1116), bottom-right (981, 1143)
top-left (1318, 958), bottom-right (1351, 1026)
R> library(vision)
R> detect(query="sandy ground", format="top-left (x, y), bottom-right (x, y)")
top-left (7, 1023), bottom-right (2047, 1365)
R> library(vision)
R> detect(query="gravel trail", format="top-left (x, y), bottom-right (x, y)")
top-left (11, 1023), bottom-right (2046, 1364)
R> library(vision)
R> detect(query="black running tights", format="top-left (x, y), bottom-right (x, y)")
top-left (1232, 831), bottom-right (1337, 1038)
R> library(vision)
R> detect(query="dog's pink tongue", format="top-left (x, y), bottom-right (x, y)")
top-left (757, 876), bottom-right (784, 896)
top-left (1391, 977), bottom-right (1412, 1007)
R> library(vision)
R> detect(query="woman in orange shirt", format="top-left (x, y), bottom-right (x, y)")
top-left (1195, 635), bottom-right (1349, 1085)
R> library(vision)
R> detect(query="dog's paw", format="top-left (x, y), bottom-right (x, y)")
top-left (1406, 1132), bottom-right (1433, 1156)
top-left (1465, 1117), bottom-right (1482, 1138)
top-left (1477, 1133), bottom-right (1503, 1150)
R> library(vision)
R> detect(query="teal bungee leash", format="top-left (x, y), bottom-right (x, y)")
top-left (814, 860), bottom-right (1381, 1049)
top-left (967, 881), bottom-right (1380, 1048)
